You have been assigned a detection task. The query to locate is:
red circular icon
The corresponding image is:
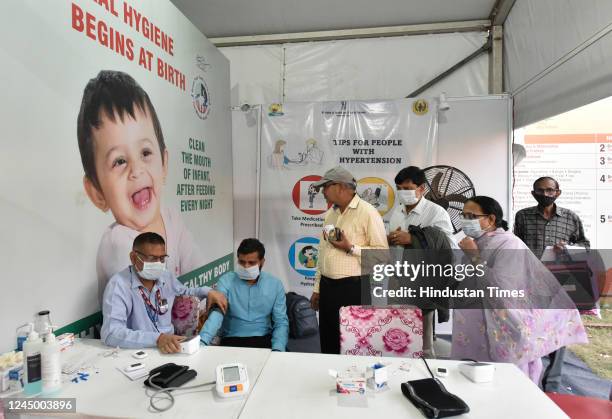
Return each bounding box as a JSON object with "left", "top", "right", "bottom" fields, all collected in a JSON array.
[{"left": 291, "top": 175, "right": 332, "bottom": 215}]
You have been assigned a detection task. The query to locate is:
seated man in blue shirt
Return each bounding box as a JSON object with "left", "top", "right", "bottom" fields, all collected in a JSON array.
[
  {"left": 200, "top": 238, "right": 289, "bottom": 351},
  {"left": 101, "top": 232, "right": 227, "bottom": 353}
]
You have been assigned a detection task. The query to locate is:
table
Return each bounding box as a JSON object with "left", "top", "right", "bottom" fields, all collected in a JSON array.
[
  {"left": 238, "top": 352, "right": 569, "bottom": 419},
  {"left": 5, "top": 340, "right": 569, "bottom": 418},
  {"left": 55, "top": 339, "right": 271, "bottom": 418}
]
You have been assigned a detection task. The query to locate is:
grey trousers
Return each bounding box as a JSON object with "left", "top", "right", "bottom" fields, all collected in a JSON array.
[{"left": 542, "top": 347, "right": 566, "bottom": 392}]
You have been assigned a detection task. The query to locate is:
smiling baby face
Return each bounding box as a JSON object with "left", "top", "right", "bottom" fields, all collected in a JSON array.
[{"left": 86, "top": 105, "right": 168, "bottom": 231}]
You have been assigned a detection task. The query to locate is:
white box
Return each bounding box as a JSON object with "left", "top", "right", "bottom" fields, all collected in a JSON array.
[{"left": 336, "top": 370, "right": 366, "bottom": 395}]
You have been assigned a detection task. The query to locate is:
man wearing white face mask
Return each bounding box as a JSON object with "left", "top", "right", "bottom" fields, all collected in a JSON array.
[
  {"left": 388, "top": 166, "right": 455, "bottom": 247},
  {"left": 387, "top": 166, "right": 456, "bottom": 356},
  {"left": 101, "top": 232, "right": 228, "bottom": 353},
  {"left": 199, "top": 239, "right": 289, "bottom": 351}
]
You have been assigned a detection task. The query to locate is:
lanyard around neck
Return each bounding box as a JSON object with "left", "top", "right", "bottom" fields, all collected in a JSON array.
[
  {"left": 138, "top": 286, "right": 163, "bottom": 314},
  {"left": 137, "top": 286, "right": 168, "bottom": 330}
]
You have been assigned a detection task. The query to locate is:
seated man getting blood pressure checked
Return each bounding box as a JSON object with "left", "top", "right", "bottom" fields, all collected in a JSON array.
[
  {"left": 101, "top": 232, "right": 227, "bottom": 353},
  {"left": 199, "top": 238, "right": 289, "bottom": 351}
]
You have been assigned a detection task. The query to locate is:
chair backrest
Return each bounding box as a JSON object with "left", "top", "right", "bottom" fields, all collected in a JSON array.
[
  {"left": 546, "top": 392, "right": 612, "bottom": 419},
  {"left": 171, "top": 295, "right": 201, "bottom": 337},
  {"left": 339, "top": 306, "right": 423, "bottom": 357}
]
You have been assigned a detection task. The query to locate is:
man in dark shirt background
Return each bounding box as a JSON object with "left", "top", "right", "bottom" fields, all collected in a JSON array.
[
  {"left": 514, "top": 176, "right": 590, "bottom": 392},
  {"left": 514, "top": 176, "right": 589, "bottom": 258}
]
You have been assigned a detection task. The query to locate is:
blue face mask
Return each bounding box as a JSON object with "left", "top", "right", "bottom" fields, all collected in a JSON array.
[{"left": 460, "top": 218, "right": 485, "bottom": 238}]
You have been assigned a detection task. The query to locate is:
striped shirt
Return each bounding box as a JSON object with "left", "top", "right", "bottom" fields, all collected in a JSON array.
[
  {"left": 313, "top": 194, "right": 388, "bottom": 293},
  {"left": 513, "top": 205, "right": 589, "bottom": 258}
]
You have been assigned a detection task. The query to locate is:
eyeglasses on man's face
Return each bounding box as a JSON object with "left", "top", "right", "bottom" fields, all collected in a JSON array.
[{"left": 135, "top": 250, "right": 169, "bottom": 263}]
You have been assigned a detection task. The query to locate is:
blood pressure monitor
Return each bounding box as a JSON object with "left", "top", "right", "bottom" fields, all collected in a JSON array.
[{"left": 215, "top": 363, "right": 249, "bottom": 398}]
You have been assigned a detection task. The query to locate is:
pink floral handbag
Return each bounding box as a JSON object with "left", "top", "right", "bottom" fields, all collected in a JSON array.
[
  {"left": 171, "top": 295, "right": 201, "bottom": 337},
  {"left": 339, "top": 306, "right": 424, "bottom": 357}
]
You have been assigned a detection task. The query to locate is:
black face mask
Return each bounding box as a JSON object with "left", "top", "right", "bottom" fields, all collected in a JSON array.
[{"left": 533, "top": 193, "right": 556, "bottom": 207}]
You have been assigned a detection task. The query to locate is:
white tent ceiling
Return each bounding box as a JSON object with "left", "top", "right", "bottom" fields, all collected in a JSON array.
[
  {"left": 171, "top": 0, "right": 612, "bottom": 130},
  {"left": 505, "top": 0, "right": 612, "bottom": 127},
  {"left": 170, "top": 0, "right": 498, "bottom": 38}
]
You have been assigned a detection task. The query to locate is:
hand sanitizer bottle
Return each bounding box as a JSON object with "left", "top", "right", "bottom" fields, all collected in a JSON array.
[
  {"left": 41, "top": 328, "right": 62, "bottom": 395},
  {"left": 23, "top": 323, "right": 43, "bottom": 396}
]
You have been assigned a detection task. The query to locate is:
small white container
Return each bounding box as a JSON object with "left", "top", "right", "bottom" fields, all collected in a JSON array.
[
  {"left": 41, "top": 330, "right": 62, "bottom": 395},
  {"left": 458, "top": 362, "right": 495, "bottom": 383},
  {"left": 366, "top": 363, "right": 389, "bottom": 391}
]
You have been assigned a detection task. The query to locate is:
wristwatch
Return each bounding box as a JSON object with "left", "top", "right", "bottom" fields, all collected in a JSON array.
[{"left": 347, "top": 245, "right": 355, "bottom": 255}]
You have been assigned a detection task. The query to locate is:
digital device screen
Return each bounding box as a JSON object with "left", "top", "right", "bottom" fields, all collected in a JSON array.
[{"left": 223, "top": 366, "right": 240, "bottom": 382}]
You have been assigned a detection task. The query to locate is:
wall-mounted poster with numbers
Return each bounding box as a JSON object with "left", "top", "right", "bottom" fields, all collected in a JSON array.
[{"left": 513, "top": 97, "right": 612, "bottom": 250}]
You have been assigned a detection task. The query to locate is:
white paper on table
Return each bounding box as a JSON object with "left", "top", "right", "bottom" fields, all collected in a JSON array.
[{"left": 116, "top": 366, "right": 148, "bottom": 381}]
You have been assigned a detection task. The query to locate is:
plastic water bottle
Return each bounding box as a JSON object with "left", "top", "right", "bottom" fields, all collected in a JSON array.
[
  {"left": 41, "top": 329, "right": 61, "bottom": 395},
  {"left": 23, "top": 323, "right": 43, "bottom": 396}
]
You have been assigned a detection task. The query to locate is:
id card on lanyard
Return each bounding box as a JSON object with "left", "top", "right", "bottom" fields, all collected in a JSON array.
[{"left": 138, "top": 286, "right": 168, "bottom": 332}]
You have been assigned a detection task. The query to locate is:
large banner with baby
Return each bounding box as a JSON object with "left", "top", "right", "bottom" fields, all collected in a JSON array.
[
  {"left": 259, "top": 100, "right": 438, "bottom": 295},
  {"left": 0, "top": 0, "right": 233, "bottom": 352}
]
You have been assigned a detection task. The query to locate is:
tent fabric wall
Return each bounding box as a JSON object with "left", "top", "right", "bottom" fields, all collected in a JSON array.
[
  {"left": 226, "top": 45, "right": 285, "bottom": 107},
  {"left": 231, "top": 107, "right": 260, "bottom": 249},
  {"left": 505, "top": 0, "right": 612, "bottom": 128},
  {"left": 223, "top": 33, "right": 489, "bottom": 250},
  {"left": 221, "top": 32, "right": 489, "bottom": 106},
  {"left": 282, "top": 33, "right": 488, "bottom": 101}
]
